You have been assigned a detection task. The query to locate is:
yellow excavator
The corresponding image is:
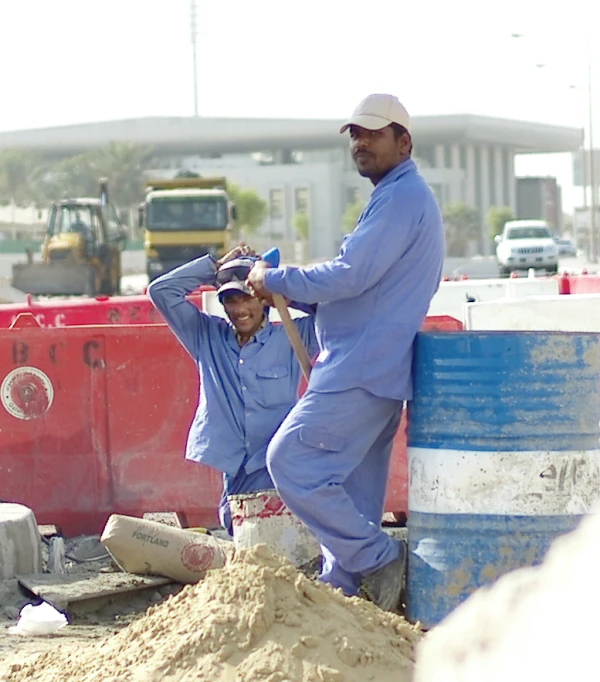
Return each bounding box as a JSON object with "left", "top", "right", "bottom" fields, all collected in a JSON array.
[{"left": 12, "top": 180, "right": 126, "bottom": 296}]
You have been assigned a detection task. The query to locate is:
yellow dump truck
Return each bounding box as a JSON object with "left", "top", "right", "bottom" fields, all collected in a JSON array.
[
  {"left": 140, "top": 177, "right": 237, "bottom": 281},
  {"left": 12, "top": 181, "right": 126, "bottom": 296}
]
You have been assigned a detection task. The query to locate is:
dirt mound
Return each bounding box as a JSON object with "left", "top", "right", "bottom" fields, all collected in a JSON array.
[{"left": 5, "top": 544, "right": 419, "bottom": 682}]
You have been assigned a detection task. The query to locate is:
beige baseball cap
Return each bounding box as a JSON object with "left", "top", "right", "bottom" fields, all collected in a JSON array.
[{"left": 340, "top": 94, "right": 410, "bottom": 134}]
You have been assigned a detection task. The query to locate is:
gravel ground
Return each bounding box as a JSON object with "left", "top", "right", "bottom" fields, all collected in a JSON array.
[{"left": 0, "top": 533, "right": 185, "bottom": 672}]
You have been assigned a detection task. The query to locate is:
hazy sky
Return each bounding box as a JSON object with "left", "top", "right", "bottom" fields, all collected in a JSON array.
[{"left": 0, "top": 0, "right": 596, "bottom": 209}]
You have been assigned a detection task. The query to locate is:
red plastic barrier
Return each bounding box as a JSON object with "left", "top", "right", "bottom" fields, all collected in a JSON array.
[
  {"left": 0, "top": 316, "right": 222, "bottom": 536},
  {"left": 0, "top": 288, "right": 213, "bottom": 328},
  {"left": 0, "top": 312, "right": 462, "bottom": 537},
  {"left": 418, "top": 315, "right": 463, "bottom": 332},
  {"left": 557, "top": 274, "right": 600, "bottom": 295}
]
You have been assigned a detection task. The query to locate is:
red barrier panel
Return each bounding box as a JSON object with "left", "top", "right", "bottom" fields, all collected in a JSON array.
[
  {"left": 0, "top": 312, "right": 462, "bottom": 537},
  {"left": 0, "top": 317, "right": 222, "bottom": 536},
  {"left": 558, "top": 274, "right": 600, "bottom": 295},
  {"left": 0, "top": 288, "right": 213, "bottom": 328},
  {"left": 557, "top": 274, "right": 570, "bottom": 295}
]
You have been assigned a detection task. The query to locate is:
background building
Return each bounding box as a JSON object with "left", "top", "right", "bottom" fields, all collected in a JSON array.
[
  {"left": 0, "top": 115, "right": 582, "bottom": 259},
  {"left": 516, "top": 176, "right": 563, "bottom": 231}
]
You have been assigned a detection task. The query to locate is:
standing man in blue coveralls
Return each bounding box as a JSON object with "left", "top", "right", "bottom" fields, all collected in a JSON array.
[
  {"left": 248, "top": 94, "right": 445, "bottom": 611},
  {"left": 148, "top": 244, "right": 318, "bottom": 535}
]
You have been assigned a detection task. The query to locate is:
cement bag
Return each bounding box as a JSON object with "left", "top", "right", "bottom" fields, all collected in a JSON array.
[
  {"left": 101, "top": 514, "right": 231, "bottom": 584},
  {"left": 228, "top": 489, "right": 320, "bottom": 568}
]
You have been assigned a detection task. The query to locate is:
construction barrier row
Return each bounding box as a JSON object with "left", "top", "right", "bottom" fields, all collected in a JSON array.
[
  {"left": 0, "top": 313, "right": 462, "bottom": 536},
  {"left": 427, "top": 277, "right": 560, "bottom": 323},
  {"left": 0, "top": 289, "right": 210, "bottom": 329},
  {"left": 556, "top": 273, "right": 600, "bottom": 295},
  {"left": 0, "top": 274, "right": 599, "bottom": 329}
]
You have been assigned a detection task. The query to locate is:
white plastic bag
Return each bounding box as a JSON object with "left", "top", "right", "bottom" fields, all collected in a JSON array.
[{"left": 8, "top": 602, "right": 68, "bottom": 636}]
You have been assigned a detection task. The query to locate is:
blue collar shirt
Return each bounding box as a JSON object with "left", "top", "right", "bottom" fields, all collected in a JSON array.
[
  {"left": 263, "top": 158, "right": 445, "bottom": 401},
  {"left": 148, "top": 256, "right": 318, "bottom": 476}
]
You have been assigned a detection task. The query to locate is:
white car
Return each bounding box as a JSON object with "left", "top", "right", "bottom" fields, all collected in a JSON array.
[
  {"left": 495, "top": 220, "right": 559, "bottom": 276},
  {"left": 554, "top": 237, "right": 578, "bottom": 258}
]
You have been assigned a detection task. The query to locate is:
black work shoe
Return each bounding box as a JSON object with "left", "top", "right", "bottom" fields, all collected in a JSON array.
[{"left": 359, "top": 541, "right": 407, "bottom": 612}]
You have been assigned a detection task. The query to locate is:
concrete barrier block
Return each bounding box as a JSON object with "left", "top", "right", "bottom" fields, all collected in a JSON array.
[
  {"left": 465, "top": 293, "right": 600, "bottom": 331},
  {"left": 0, "top": 503, "right": 43, "bottom": 578},
  {"left": 428, "top": 278, "right": 560, "bottom": 324}
]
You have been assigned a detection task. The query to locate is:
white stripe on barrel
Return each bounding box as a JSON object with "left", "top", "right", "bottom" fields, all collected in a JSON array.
[{"left": 409, "top": 447, "right": 600, "bottom": 516}]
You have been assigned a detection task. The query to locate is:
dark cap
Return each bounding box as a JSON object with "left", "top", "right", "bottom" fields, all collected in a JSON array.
[
  {"left": 216, "top": 257, "right": 256, "bottom": 302},
  {"left": 217, "top": 280, "right": 253, "bottom": 302}
]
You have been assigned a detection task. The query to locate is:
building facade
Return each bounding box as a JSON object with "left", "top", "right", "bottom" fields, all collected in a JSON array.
[{"left": 516, "top": 177, "right": 563, "bottom": 231}]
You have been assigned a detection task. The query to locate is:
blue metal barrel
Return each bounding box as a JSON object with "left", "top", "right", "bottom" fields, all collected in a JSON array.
[{"left": 406, "top": 331, "right": 600, "bottom": 629}]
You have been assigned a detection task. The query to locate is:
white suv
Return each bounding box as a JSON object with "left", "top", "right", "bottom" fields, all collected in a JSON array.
[{"left": 495, "top": 219, "right": 559, "bottom": 276}]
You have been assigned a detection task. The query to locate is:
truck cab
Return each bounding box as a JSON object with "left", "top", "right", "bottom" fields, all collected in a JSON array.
[{"left": 140, "top": 177, "right": 236, "bottom": 281}]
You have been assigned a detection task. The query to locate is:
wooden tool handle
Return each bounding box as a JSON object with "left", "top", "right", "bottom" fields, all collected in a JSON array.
[{"left": 272, "top": 294, "right": 313, "bottom": 382}]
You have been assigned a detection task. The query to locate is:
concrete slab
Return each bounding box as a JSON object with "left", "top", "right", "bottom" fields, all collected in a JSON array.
[
  {"left": 17, "top": 572, "right": 173, "bottom": 612},
  {"left": 465, "top": 292, "right": 600, "bottom": 331}
]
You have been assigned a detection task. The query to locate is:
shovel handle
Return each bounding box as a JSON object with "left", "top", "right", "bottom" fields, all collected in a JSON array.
[{"left": 272, "top": 294, "right": 312, "bottom": 382}]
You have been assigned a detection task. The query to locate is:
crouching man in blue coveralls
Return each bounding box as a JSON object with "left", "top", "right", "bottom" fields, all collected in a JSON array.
[
  {"left": 248, "top": 94, "right": 445, "bottom": 611},
  {"left": 148, "top": 244, "right": 318, "bottom": 535}
]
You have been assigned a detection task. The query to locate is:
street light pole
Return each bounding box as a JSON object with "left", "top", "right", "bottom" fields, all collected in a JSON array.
[
  {"left": 587, "top": 40, "right": 597, "bottom": 262},
  {"left": 190, "top": 0, "right": 199, "bottom": 117},
  {"left": 512, "top": 32, "right": 597, "bottom": 263}
]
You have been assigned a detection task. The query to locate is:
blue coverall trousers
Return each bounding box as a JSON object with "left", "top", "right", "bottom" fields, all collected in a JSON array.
[
  {"left": 219, "top": 466, "right": 274, "bottom": 536},
  {"left": 266, "top": 387, "right": 403, "bottom": 596}
]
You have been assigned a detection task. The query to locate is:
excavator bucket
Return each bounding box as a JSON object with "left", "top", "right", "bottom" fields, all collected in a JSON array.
[{"left": 11, "top": 263, "right": 96, "bottom": 296}]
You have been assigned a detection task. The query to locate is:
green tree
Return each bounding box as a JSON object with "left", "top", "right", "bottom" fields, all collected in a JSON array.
[
  {"left": 292, "top": 211, "right": 310, "bottom": 263},
  {"left": 90, "top": 142, "right": 153, "bottom": 207},
  {"left": 39, "top": 142, "right": 153, "bottom": 208},
  {"left": 443, "top": 202, "right": 480, "bottom": 257},
  {"left": 40, "top": 153, "right": 99, "bottom": 201},
  {"left": 486, "top": 205, "right": 516, "bottom": 241},
  {"left": 342, "top": 199, "right": 365, "bottom": 233},
  {"left": 228, "top": 183, "right": 268, "bottom": 238},
  {"left": 0, "top": 150, "right": 44, "bottom": 206},
  {"left": 293, "top": 211, "right": 310, "bottom": 242}
]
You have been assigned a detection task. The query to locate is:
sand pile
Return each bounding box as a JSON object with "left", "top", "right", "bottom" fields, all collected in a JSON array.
[{"left": 5, "top": 544, "right": 420, "bottom": 682}]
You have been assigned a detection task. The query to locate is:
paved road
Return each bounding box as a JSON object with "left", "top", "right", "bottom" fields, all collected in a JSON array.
[
  {"left": 0, "top": 251, "right": 596, "bottom": 298},
  {"left": 442, "top": 255, "right": 597, "bottom": 279}
]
